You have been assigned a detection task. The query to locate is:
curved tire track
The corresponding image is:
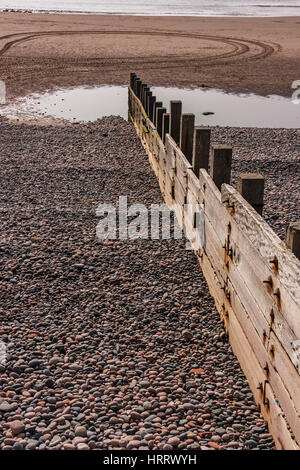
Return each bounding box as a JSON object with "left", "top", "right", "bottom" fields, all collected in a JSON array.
[{"left": 0, "top": 29, "right": 276, "bottom": 68}]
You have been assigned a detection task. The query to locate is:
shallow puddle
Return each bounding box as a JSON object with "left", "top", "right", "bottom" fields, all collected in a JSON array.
[{"left": 1, "top": 85, "right": 299, "bottom": 128}]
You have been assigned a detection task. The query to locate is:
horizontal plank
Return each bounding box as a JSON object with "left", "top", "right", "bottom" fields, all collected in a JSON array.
[
  {"left": 222, "top": 184, "right": 300, "bottom": 338},
  {"left": 187, "top": 168, "right": 201, "bottom": 201},
  {"left": 199, "top": 170, "right": 300, "bottom": 371},
  {"left": 199, "top": 251, "right": 298, "bottom": 450},
  {"left": 200, "top": 206, "right": 300, "bottom": 442},
  {"left": 264, "top": 382, "right": 299, "bottom": 451},
  {"left": 225, "top": 299, "right": 299, "bottom": 450}
]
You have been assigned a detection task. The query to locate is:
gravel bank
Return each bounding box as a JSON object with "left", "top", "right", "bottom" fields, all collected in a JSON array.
[{"left": 1, "top": 116, "right": 297, "bottom": 451}]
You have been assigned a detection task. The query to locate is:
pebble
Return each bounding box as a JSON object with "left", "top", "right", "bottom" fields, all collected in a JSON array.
[
  {"left": 9, "top": 420, "right": 25, "bottom": 436},
  {"left": 75, "top": 426, "right": 87, "bottom": 437}
]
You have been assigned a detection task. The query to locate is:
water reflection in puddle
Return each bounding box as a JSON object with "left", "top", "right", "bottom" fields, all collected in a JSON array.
[{"left": 1, "top": 85, "right": 299, "bottom": 128}]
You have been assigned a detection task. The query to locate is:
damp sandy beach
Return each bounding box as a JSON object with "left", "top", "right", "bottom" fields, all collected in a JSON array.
[{"left": 0, "top": 12, "right": 299, "bottom": 99}]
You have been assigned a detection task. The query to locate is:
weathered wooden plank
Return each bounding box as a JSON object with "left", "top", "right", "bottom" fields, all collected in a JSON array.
[
  {"left": 225, "top": 274, "right": 300, "bottom": 445},
  {"left": 165, "top": 134, "right": 192, "bottom": 191},
  {"left": 263, "top": 382, "right": 299, "bottom": 451},
  {"left": 199, "top": 250, "right": 299, "bottom": 450},
  {"left": 173, "top": 174, "right": 186, "bottom": 207},
  {"left": 164, "top": 134, "right": 176, "bottom": 180},
  {"left": 198, "top": 170, "right": 300, "bottom": 370},
  {"left": 222, "top": 184, "right": 300, "bottom": 342},
  {"left": 268, "top": 330, "right": 300, "bottom": 419},
  {"left": 187, "top": 168, "right": 201, "bottom": 202},
  {"left": 228, "top": 310, "right": 299, "bottom": 450},
  {"left": 203, "top": 210, "right": 269, "bottom": 339}
]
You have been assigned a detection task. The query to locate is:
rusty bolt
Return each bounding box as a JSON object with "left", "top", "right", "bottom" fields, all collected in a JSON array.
[
  {"left": 262, "top": 330, "right": 267, "bottom": 345},
  {"left": 263, "top": 363, "right": 270, "bottom": 377},
  {"left": 264, "top": 398, "right": 270, "bottom": 410},
  {"left": 263, "top": 277, "right": 273, "bottom": 288},
  {"left": 270, "top": 256, "right": 279, "bottom": 274},
  {"left": 273, "top": 289, "right": 280, "bottom": 299},
  {"left": 270, "top": 309, "right": 275, "bottom": 326}
]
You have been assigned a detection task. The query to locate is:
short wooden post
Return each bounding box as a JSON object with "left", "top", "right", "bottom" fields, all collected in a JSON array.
[
  {"left": 141, "top": 84, "right": 147, "bottom": 106},
  {"left": 153, "top": 101, "right": 162, "bottom": 127},
  {"left": 143, "top": 86, "right": 150, "bottom": 109},
  {"left": 146, "top": 91, "right": 152, "bottom": 116},
  {"left": 170, "top": 101, "right": 182, "bottom": 145},
  {"left": 162, "top": 113, "right": 170, "bottom": 144},
  {"left": 193, "top": 127, "right": 211, "bottom": 177},
  {"left": 156, "top": 107, "right": 166, "bottom": 138},
  {"left": 130, "top": 73, "right": 136, "bottom": 89},
  {"left": 132, "top": 76, "right": 137, "bottom": 94},
  {"left": 237, "top": 174, "right": 265, "bottom": 215},
  {"left": 286, "top": 223, "right": 300, "bottom": 260},
  {"left": 210, "top": 145, "right": 232, "bottom": 191},
  {"left": 180, "top": 113, "right": 195, "bottom": 164},
  {"left": 149, "top": 96, "right": 156, "bottom": 122},
  {"left": 136, "top": 79, "right": 142, "bottom": 100}
]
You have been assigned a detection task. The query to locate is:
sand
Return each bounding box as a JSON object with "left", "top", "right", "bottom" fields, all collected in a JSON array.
[{"left": 0, "top": 12, "right": 299, "bottom": 99}]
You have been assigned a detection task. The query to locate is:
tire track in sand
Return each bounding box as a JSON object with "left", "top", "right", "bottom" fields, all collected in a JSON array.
[{"left": 0, "top": 29, "right": 276, "bottom": 68}]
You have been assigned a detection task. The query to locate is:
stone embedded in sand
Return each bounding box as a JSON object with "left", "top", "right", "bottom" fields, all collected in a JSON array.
[{"left": 10, "top": 420, "right": 25, "bottom": 436}]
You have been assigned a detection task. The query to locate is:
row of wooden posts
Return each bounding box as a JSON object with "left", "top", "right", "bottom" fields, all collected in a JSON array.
[{"left": 130, "top": 72, "right": 300, "bottom": 261}]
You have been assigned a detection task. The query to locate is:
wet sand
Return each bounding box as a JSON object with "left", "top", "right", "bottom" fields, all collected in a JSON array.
[{"left": 0, "top": 12, "right": 299, "bottom": 99}]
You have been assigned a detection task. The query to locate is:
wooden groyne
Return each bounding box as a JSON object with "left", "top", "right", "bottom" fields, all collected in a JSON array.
[{"left": 128, "top": 73, "right": 300, "bottom": 450}]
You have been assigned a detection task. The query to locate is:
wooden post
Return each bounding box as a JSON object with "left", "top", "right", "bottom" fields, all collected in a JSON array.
[
  {"left": 143, "top": 87, "right": 150, "bottom": 109},
  {"left": 193, "top": 127, "right": 211, "bottom": 177},
  {"left": 170, "top": 100, "right": 182, "bottom": 146},
  {"left": 180, "top": 113, "right": 195, "bottom": 164},
  {"left": 156, "top": 107, "right": 166, "bottom": 138},
  {"left": 286, "top": 223, "right": 300, "bottom": 260},
  {"left": 130, "top": 73, "right": 136, "bottom": 89},
  {"left": 149, "top": 96, "right": 156, "bottom": 122},
  {"left": 162, "top": 113, "right": 170, "bottom": 144},
  {"left": 210, "top": 145, "right": 232, "bottom": 191},
  {"left": 146, "top": 91, "right": 152, "bottom": 117},
  {"left": 132, "top": 76, "right": 137, "bottom": 95},
  {"left": 141, "top": 84, "right": 147, "bottom": 106},
  {"left": 135, "top": 79, "right": 142, "bottom": 100},
  {"left": 237, "top": 173, "right": 265, "bottom": 215},
  {"left": 153, "top": 101, "right": 162, "bottom": 127}
]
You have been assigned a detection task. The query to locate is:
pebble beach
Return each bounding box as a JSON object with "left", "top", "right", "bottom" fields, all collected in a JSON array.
[{"left": 0, "top": 115, "right": 299, "bottom": 450}]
